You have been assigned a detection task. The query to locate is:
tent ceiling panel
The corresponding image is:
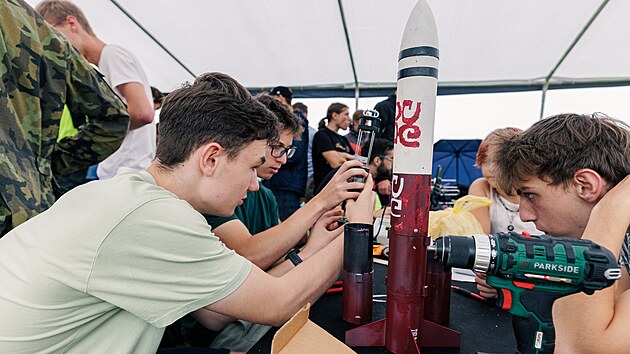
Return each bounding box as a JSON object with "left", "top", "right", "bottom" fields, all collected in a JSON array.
[
  {"left": 28, "top": 0, "right": 193, "bottom": 91},
  {"left": 116, "top": 0, "right": 355, "bottom": 90},
  {"left": 25, "top": 0, "right": 629, "bottom": 95},
  {"left": 426, "top": 0, "right": 605, "bottom": 85},
  {"left": 554, "top": 0, "right": 630, "bottom": 82}
]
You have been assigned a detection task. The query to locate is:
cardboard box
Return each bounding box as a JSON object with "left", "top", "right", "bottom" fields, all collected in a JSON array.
[{"left": 271, "top": 303, "right": 356, "bottom": 354}]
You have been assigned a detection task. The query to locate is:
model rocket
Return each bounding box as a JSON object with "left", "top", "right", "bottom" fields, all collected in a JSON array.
[{"left": 345, "top": 1, "right": 460, "bottom": 352}]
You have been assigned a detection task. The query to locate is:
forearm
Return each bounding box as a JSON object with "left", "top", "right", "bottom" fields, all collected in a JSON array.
[
  {"left": 117, "top": 82, "right": 154, "bottom": 130},
  {"left": 267, "top": 236, "right": 343, "bottom": 321},
  {"left": 265, "top": 239, "right": 322, "bottom": 277},
  {"left": 207, "top": 237, "right": 343, "bottom": 327},
  {"left": 128, "top": 109, "right": 154, "bottom": 130},
  {"left": 248, "top": 198, "right": 328, "bottom": 269}
]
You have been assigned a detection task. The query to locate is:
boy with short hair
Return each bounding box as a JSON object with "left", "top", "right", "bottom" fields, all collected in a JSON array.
[{"left": 493, "top": 113, "right": 630, "bottom": 352}]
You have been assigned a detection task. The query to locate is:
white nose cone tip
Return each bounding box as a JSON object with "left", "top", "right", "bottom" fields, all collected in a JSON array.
[{"left": 394, "top": 0, "right": 439, "bottom": 175}]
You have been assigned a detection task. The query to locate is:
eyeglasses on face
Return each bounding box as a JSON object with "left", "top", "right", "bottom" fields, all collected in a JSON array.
[
  {"left": 379, "top": 156, "right": 394, "bottom": 162},
  {"left": 269, "top": 144, "right": 297, "bottom": 159}
]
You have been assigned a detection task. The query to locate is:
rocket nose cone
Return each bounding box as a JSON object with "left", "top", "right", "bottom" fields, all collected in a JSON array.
[
  {"left": 400, "top": 0, "right": 438, "bottom": 50},
  {"left": 398, "top": 0, "right": 439, "bottom": 79}
]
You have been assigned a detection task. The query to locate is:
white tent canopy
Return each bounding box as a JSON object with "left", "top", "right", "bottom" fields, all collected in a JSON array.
[{"left": 27, "top": 0, "right": 630, "bottom": 98}]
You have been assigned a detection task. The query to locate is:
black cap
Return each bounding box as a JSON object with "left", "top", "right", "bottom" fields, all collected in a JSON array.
[{"left": 269, "top": 86, "right": 292, "bottom": 101}]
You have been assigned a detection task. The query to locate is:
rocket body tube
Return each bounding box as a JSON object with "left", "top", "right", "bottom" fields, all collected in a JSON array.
[{"left": 342, "top": 223, "right": 374, "bottom": 324}]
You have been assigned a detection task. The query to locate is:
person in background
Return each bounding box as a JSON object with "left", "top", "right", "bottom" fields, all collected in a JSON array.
[
  {"left": 152, "top": 86, "right": 164, "bottom": 145},
  {"left": 312, "top": 103, "right": 355, "bottom": 191},
  {"left": 373, "top": 90, "right": 396, "bottom": 142},
  {"left": 151, "top": 86, "right": 164, "bottom": 111},
  {"left": 0, "top": 0, "right": 129, "bottom": 236},
  {"left": 469, "top": 128, "right": 540, "bottom": 236},
  {"left": 264, "top": 87, "right": 309, "bottom": 220},
  {"left": 345, "top": 109, "right": 364, "bottom": 151},
  {"left": 38, "top": 0, "right": 156, "bottom": 180},
  {"left": 293, "top": 102, "right": 316, "bottom": 198},
  {"left": 293, "top": 102, "right": 308, "bottom": 117},
  {"left": 371, "top": 139, "right": 394, "bottom": 207}
]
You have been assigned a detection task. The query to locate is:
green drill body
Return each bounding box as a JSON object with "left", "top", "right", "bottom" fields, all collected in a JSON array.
[{"left": 431, "top": 232, "right": 621, "bottom": 353}]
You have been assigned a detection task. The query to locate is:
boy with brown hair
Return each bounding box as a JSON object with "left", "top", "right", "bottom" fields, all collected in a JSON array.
[{"left": 493, "top": 113, "right": 630, "bottom": 352}]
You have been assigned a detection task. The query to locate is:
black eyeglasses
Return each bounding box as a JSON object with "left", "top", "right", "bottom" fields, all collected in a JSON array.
[
  {"left": 379, "top": 156, "right": 394, "bottom": 162},
  {"left": 269, "top": 144, "right": 297, "bottom": 159}
]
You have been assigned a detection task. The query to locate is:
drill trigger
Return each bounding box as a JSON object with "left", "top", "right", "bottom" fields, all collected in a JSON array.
[{"left": 499, "top": 289, "right": 512, "bottom": 310}]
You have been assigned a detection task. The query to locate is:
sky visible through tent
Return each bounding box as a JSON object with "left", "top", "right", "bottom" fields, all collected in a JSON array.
[{"left": 300, "top": 86, "right": 630, "bottom": 141}]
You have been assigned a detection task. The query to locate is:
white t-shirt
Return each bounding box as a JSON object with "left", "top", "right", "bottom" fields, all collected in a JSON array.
[
  {"left": 97, "top": 44, "right": 156, "bottom": 179},
  {"left": 0, "top": 168, "right": 251, "bottom": 353},
  {"left": 489, "top": 187, "right": 541, "bottom": 235}
]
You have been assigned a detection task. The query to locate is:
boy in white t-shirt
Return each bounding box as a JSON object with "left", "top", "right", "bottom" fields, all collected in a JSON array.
[{"left": 37, "top": 0, "right": 156, "bottom": 179}]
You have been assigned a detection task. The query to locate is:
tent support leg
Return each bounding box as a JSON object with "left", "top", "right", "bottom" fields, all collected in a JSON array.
[{"left": 539, "top": 81, "right": 549, "bottom": 120}]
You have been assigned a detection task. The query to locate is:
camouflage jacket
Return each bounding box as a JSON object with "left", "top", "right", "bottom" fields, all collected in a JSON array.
[{"left": 0, "top": 0, "right": 130, "bottom": 236}]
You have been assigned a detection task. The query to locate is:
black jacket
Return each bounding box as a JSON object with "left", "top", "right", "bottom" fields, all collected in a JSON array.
[
  {"left": 263, "top": 110, "right": 309, "bottom": 196},
  {"left": 374, "top": 94, "right": 396, "bottom": 142}
]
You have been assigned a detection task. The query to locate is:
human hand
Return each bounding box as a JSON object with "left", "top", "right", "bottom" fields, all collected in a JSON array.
[
  {"left": 316, "top": 160, "right": 369, "bottom": 209},
  {"left": 345, "top": 174, "right": 375, "bottom": 225},
  {"left": 475, "top": 272, "right": 498, "bottom": 299},
  {"left": 376, "top": 179, "right": 392, "bottom": 196},
  {"left": 303, "top": 209, "right": 344, "bottom": 255}
]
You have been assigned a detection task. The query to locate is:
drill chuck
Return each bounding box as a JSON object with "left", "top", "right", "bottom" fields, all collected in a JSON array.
[{"left": 431, "top": 234, "right": 493, "bottom": 273}]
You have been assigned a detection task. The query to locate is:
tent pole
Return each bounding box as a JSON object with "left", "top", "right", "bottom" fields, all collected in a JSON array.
[
  {"left": 540, "top": 0, "right": 609, "bottom": 119},
  {"left": 539, "top": 81, "right": 549, "bottom": 119},
  {"left": 109, "top": 0, "right": 196, "bottom": 79},
  {"left": 337, "top": 0, "right": 360, "bottom": 105}
]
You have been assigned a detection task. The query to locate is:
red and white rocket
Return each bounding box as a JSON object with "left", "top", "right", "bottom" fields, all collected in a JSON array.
[{"left": 345, "top": 1, "right": 460, "bottom": 352}]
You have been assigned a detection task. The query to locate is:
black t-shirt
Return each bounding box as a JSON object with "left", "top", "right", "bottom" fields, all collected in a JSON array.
[{"left": 312, "top": 127, "right": 354, "bottom": 190}]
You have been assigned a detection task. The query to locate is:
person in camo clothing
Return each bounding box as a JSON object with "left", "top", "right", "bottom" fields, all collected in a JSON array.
[{"left": 0, "top": 0, "right": 129, "bottom": 236}]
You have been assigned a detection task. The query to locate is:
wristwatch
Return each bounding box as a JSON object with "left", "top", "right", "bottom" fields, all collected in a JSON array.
[{"left": 285, "top": 247, "right": 303, "bottom": 266}]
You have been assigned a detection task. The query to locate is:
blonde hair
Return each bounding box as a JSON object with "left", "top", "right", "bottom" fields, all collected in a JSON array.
[
  {"left": 36, "top": 0, "right": 95, "bottom": 36},
  {"left": 475, "top": 127, "right": 522, "bottom": 166}
]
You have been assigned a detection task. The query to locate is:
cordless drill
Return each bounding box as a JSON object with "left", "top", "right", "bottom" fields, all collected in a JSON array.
[{"left": 428, "top": 232, "right": 622, "bottom": 353}]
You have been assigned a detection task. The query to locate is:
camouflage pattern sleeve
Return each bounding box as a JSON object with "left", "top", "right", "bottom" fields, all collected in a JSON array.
[
  {"left": 0, "top": 0, "right": 130, "bottom": 235},
  {"left": 52, "top": 43, "right": 130, "bottom": 176}
]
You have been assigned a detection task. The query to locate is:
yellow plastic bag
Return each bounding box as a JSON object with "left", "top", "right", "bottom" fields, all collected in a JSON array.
[{"left": 428, "top": 195, "right": 492, "bottom": 239}]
